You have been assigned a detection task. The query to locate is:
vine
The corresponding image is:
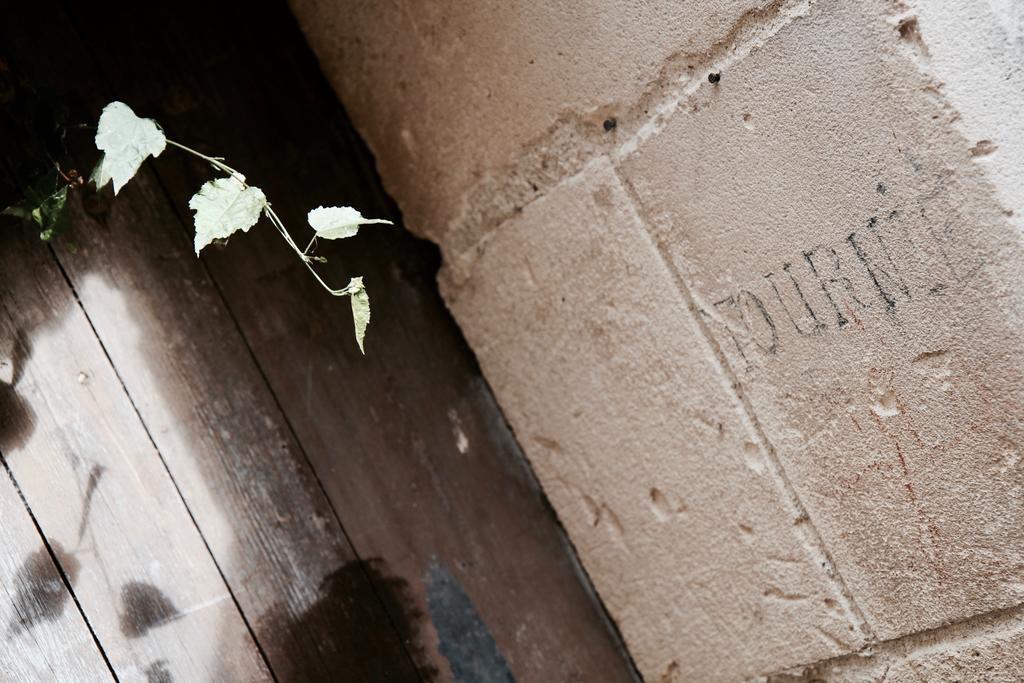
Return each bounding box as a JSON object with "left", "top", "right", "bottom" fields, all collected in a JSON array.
[{"left": 6, "top": 101, "right": 390, "bottom": 352}]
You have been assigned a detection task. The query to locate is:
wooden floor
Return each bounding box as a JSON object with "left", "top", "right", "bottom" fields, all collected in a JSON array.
[{"left": 0, "top": 4, "right": 636, "bottom": 682}]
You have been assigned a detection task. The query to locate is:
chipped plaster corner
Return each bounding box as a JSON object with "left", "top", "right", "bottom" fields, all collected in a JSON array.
[
  {"left": 444, "top": 0, "right": 817, "bottom": 280},
  {"left": 898, "top": 0, "right": 1024, "bottom": 231}
]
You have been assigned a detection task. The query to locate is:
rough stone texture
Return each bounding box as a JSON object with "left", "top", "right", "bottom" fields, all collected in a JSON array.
[
  {"left": 910, "top": 0, "right": 1024, "bottom": 236},
  {"left": 292, "top": 0, "right": 1024, "bottom": 678},
  {"left": 289, "top": 0, "right": 777, "bottom": 252},
  {"left": 618, "top": 0, "right": 1024, "bottom": 640},
  {"left": 444, "top": 157, "right": 862, "bottom": 681},
  {"left": 770, "top": 607, "right": 1024, "bottom": 682}
]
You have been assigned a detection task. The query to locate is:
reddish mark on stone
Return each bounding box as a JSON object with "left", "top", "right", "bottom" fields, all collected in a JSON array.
[
  {"left": 869, "top": 409, "right": 918, "bottom": 502},
  {"left": 869, "top": 410, "right": 887, "bottom": 435},
  {"left": 849, "top": 414, "right": 863, "bottom": 432},
  {"left": 894, "top": 441, "right": 910, "bottom": 479},
  {"left": 893, "top": 393, "right": 927, "bottom": 448},
  {"left": 916, "top": 509, "right": 951, "bottom": 582},
  {"left": 874, "top": 407, "right": 952, "bottom": 581},
  {"left": 837, "top": 460, "right": 895, "bottom": 492},
  {"left": 845, "top": 304, "right": 864, "bottom": 330}
]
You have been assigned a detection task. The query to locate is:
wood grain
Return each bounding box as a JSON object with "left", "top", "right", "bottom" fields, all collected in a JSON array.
[
  {"left": 57, "top": 169, "right": 422, "bottom": 681},
  {"left": 0, "top": 463, "right": 112, "bottom": 681},
  {"left": 1, "top": 7, "right": 422, "bottom": 681},
  {"left": 1, "top": 2, "right": 638, "bottom": 680},
  {"left": 52, "top": 5, "right": 637, "bottom": 682},
  {"left": 0, "top": 224, "right": 271, "bottom": 681}
]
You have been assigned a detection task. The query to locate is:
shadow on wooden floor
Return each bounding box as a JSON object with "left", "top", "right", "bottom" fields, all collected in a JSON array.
[{"left": 0, "top": 2, "right": 638, "bottom": 681}]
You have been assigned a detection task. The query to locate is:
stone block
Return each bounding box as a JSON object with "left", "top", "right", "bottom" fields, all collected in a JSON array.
[
  {"left": 291, "top": 0, "right": 776, "bottom": 251},
  {"left": 618, "top": 0, "right": 1024, "bottom": 640},
  {"left": 773, "top": 610, "right": 1024, "bottom": 682},
  {"left": 445, "top": 157, "right": 862, "bottom": 681}
]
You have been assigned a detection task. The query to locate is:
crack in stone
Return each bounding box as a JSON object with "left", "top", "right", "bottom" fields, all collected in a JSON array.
[
  {"left": 609, "top": 159, "right": 878, "bottom": 659},
  {"left": 767, "top": 600, "right": 1024, "bottom": 680},
  {"left": 441, "top": 0, "right": 814, "bottom": 288}
]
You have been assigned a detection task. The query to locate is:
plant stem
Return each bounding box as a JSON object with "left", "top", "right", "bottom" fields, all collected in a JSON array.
[
  {"left": 166, "top": 138, "right": 354, "bottom": 298},
  {"left": 166, "top": 139, "right": 243, "bottom": 179},
  {"left": 265, "top": 206, "right": 353, "bottom": 296}
]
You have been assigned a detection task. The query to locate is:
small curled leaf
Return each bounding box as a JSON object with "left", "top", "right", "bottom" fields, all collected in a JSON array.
[
  {"left": 189, "top": 176, "right": 267, "bottom": 254},
  {"left": 348, "top": 277, "right": 371, "bottom": 354},
  {"left": 307, "top": 205, "right": 392, "bottom": 240},
  {"left": 91, "top": 102, "right": 166, "bottom": 195}
]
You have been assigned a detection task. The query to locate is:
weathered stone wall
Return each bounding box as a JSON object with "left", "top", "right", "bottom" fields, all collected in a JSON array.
[{"left": 291, "top": 0, "right": 1024, "bottom": 679}]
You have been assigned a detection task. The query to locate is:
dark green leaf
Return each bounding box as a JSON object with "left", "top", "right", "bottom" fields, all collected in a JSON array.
[
  {"left": 37, "top": 185, "right": 69, "bottom": 241},
  {"left": 2, "top": 198, "right": 36, "bottom": 220},
  {"left": 3, "top": 171, "right": 71, "bottom": 241}
]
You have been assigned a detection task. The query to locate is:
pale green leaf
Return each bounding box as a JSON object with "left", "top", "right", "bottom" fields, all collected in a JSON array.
[
  {"left": 189, "top": 176, "right": 267, "bottom": 254},
  {"left": 91, "top": 101, "right": 166, "bottom": 195},
  {"left": 348, "top": 277, "right": 370, "bottom": 354},
  {"left": 307, "top": 205, "right": 392, "bottom": 240}
]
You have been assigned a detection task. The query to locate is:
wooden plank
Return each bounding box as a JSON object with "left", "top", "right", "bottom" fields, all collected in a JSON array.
[
  {"left": 48, "top": 4, "right": 638, "bottom": 681},
  {"left": 0, "top": 462, "right": 112, "bottom": 681},
  {"left": 0, "top": 223, "right": 272, "bottom": 680},
  {"left": 57, "top": 165, "right": 422, "bottom": 681},
  {"left": 0, "top": 131, "right": 110, "bottom": 683},
  {"left": 0, "top": 9, "right": 422, "bottom": 681}
]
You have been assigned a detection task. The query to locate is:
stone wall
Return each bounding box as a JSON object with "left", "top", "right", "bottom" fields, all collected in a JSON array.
[{"left": 290, "top": 0, "right": 1024, "bottom": 679}]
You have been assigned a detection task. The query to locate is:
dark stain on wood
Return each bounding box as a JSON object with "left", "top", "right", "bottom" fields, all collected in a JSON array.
[
  {"left": 0, "top": 84, "right": 76, "bottom": 458},
  {"left": 0, "top": 2, "right": 638, "bottom": 680},
  {"left": 0, "top": 329, "right": 35, "bottom": 453},
  {"left": 75, "top": 464, "right": 105, "bottom": 543},
  {"left": 145, "top": 659, "right": 173, "bottom": 683},
  {"left": 424, "top": 562, "right": 515, "bottom": 683},
  {"left": 0, "top": 17, "right": 422, "bottom": 682},
  {"left": 52, "top": 4, "right": 635, "bottom": 678},
  {"left": 9, "top": 540, "right": 79, "bottom": 635},
  {"left": 263, "top": 558, "right": 437, "bottom": 682},
  {"left": 0, "top": 372, "right": 33, "bottom": 453},
  {"left": 119, "top": 582, "right": 181, "bottom": 639}
]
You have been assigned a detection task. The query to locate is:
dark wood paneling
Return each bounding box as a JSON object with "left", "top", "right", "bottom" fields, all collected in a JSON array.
[
  {"left": 0, "top": 207, "right": 272, "bottom": 681},
  {"left": 2, "top": 3, "right": 637, "bottom": 681}
]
